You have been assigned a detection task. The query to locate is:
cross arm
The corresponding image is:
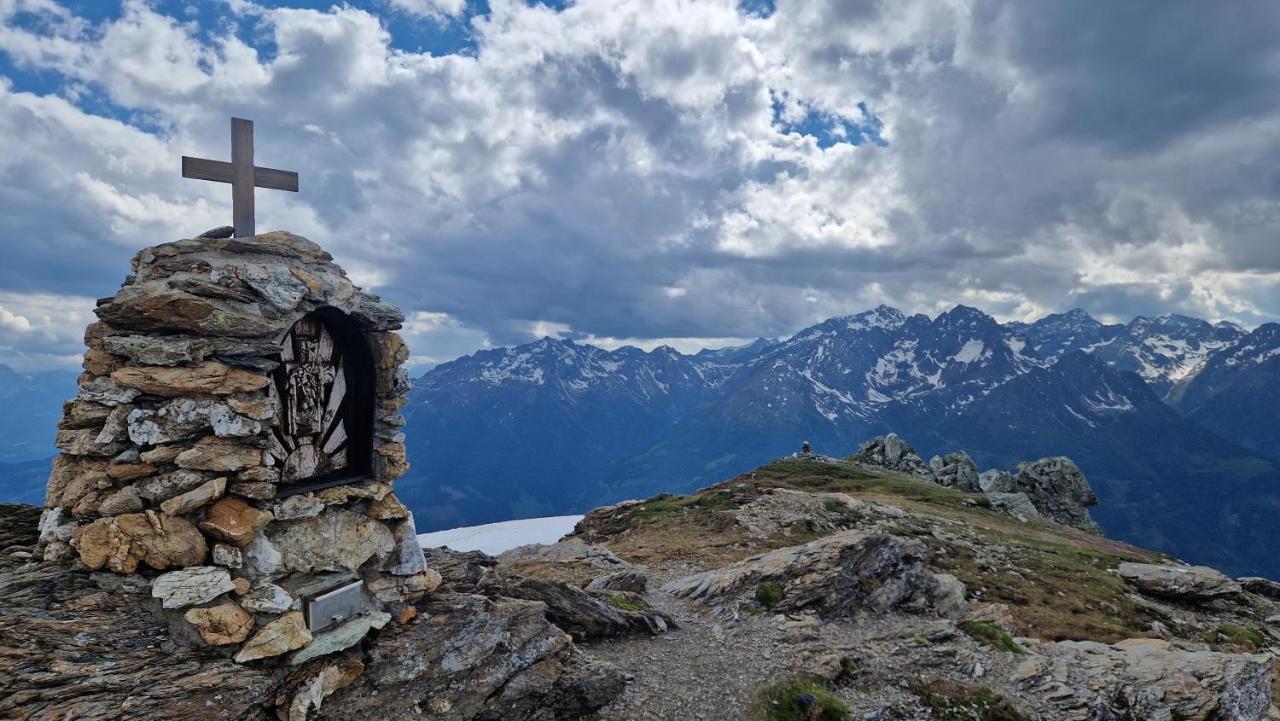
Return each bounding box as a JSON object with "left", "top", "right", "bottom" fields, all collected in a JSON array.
[{"left": 181, "top": 157, "right": 300, "bottom": 191}]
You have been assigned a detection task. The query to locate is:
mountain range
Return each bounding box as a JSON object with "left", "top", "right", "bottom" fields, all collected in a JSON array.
[{"left": 398, "top": 305, "right": 1280, "bottom": 577}]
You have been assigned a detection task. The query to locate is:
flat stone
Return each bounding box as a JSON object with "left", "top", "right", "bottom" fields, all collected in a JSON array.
[
  {"left": 1118, "top": 563, "right": 1243, "bottom": 600},
  {"left": 75, "top": 511, "right": 207, "bottom": 573},
  {"left": 59, "top": 400, "right": 114, "bottom": 429},
  {"left": 136, "top": 469, "right": 208, "bottom": 502},
  {"left": 106, "top": 461, "right": 157, "bottom": 482},
  {"left": 289, "top": 611, "right": 390, "bottom": 665},
  {"left": 127, "top": 399, "right": 261, "bottom": 446},
  {"left": 97, "top": 486, "right": 144, "bottom": 516},
  {"left": 212, "top": 543, "right": 243, "bottom": 569},
  {"left": 233, "top": 611, "right": 312, "bottom": 663},
  {"left": 230, "top": 481, "right": 277, "bottom": 500},
  {"left": 55, "top": 428, "right": 128, "bottom": 457},
  {"left": 184, "top": 602, "right": 254, "bottom": 645},
  {"left": 96, "top": 284, "right": 287, "bottom": 338},
  {"left": 240, "top": 583, "right": 295, "bottom": 614},
  {"left": 273, "top": 494, "right": 324, "bottom": 521},
  {"left": 76, "top": 376, "right": 141, "bottom": 407},
  {"left": 317, "top": 482, "right": 391, "bottom": 505},
  {"left": 139, "top": 445, "right": 184, "bottom": 465},
  {"left": 200, "top": 497, "right": 274, "bottom": 547},
  {"left": 111, "top": 361, "right": 268, "bottom": 397},
  {"left": 176, "top": 436, "right": 262, "bottom": 472},
  {"left": 372, "top": 442, "right": 408, "bottom": 481},
  {"left": 103, "top": 334, "right": 208, "bottom": 366},
  {"left": 151, "top": 566, "right": 235, "bottom": 609},
  {"left": 159, "top": 477, "right": 227, "bottom": 515},
  {"left": 226, "top": 394, "right": 274, "bottom": 421},
  {"left": 267, "top": 507, "right": 394, "bottom": 574}
]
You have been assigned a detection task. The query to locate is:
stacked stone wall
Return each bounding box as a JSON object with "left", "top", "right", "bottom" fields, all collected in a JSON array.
[{"left": 37, "top": 231, "right": 437, "bottom": 665}]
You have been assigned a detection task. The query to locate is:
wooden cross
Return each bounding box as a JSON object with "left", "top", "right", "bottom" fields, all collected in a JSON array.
[{"left": 181, "top": 117, "right": 299, "bottom": 238}]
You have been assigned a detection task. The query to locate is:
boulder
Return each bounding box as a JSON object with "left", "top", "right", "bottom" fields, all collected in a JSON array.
[
  {"left": 1118, "top": 563, "right": 1243, "bottom": 601},
  {"left": 929, "top": 451, "right": 981, "bottom": 492},
  {"left": 484, "top": 576, "right": 673, "bottom": 640},
  {"left": 184, "top": 602, "right": 254, "bottom": 645},
  {"left": 1013, "top": 457, "right": 1101, "bottom": 533},
  {"left": 587, "top": 570, "right": 649, "bottom": 594},
  {"left": 75, "top": 511, "right": 207, "bottom": 573},
  {"left": 848, "top": 433, "right": 935, "bottom": 480},
  {"left": 663, "top": 529, "right": 966, "bottom": 619},
  {"left": 200, "top": 497, "right": 274, "bottom": 547},
  {"left": 234, "top": 611, "right": 313, "bottom": 663},
  {"left": 151, "top": 566, "right": 236, "bottom": 609}
]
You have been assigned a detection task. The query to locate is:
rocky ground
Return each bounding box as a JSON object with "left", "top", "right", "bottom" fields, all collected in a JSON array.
[{"left": 3, "top": 453, "right": 1280, "bottom": 720}]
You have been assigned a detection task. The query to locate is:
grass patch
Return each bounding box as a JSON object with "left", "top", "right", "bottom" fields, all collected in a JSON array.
[
  {"left": 1208, "top": 624, "right": 1266, "bottom": 651},
  {"left": 822, "top": 499, "right": 842, "bottom": 512},
  {"left": 755, "top": 581, "right": 785, "bottom": 610},
  {"left": 754, "top": 675, "right": 851, "bottom": 721},
  {"left": 601, "top": 594, "right": 647, "bottom": 612},
  {"left": 908, "top": 678, "right": 1027, "bottom": 721},
  {"left": 959, "top": 620, "right": 1025, "bottom": 654}
]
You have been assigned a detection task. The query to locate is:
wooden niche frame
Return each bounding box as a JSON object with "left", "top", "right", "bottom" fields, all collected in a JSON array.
[{"left": 272, "top": 307, "right": 376, "bottom": 497}]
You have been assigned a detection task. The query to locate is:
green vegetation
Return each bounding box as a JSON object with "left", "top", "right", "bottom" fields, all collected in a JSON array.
[
  {"left": 908, "top": 678, "right": 1027, "bottom": 721},
  {"left": 754, "top": 675, "right": 851, "bottom": 721},
  {"left": 1209, "top": 624, "right": 1266, "bottom": 651},
  {"left": 755, "top": 581, "right": 785, "bottom": 610},
  {"left": 601, "top": 594, "right": 647, "bottom": 612},
  {"left": 959, "top": 620, "right": 1025, "bottom": 654},
  {"left": 822, "top": 499, "right": 841, "bottom": 512}
]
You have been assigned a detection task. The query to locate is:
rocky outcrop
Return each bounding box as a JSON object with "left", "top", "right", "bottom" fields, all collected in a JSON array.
[
  {"left": 846, "top": 434, "right": 1101, "bottom": 533},
  {"left": 1119, "top": 562, "right": 1243, "bottom": 601},
  {"left": 663, "top": 529, "right": 966, "bottom": 619},
  {"left": 484, "top": 576, "right": 674, "bottom": 640},
  {"left": 848, "top": 433, "right": 934, "bottom": 480},
  {"left": 1011, "top": 457, "right": 1100, "bottom": 533},
  {"left": 928, "top": 451, "right": 980, "bottom": 492},
  {"left": 1013, "top": 637, "right": 1274, "bottom": 720},
  {"left": 0, "top": 552, "right": 623, "bottom": 721},
  {"left": 322, "top": 591, "right": 624, "bottom": 721}
]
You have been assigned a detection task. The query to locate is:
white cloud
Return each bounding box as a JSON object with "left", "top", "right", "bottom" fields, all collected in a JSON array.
[{"left": 1, "top": 0, "right": 1279, "bottom": 370}]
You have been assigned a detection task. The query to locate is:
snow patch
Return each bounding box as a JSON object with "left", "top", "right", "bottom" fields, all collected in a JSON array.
[{"left": 417, "top": 515, "right": 585, "bottom": 556}]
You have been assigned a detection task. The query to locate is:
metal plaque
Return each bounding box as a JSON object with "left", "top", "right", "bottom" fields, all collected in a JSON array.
[{"left": 305, "top": 578, "right": 366, "bottom": 633}]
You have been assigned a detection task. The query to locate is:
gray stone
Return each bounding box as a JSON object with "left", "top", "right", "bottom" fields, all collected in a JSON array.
[
  {"left": 289, "top": 611, "right": 390, "bottom": 665},
  {"left": 241, "top": 534, "right": 283, "bottom": 581},
  {"left": 272, "top": 494, "right": 324, "bottom": 521},
  {"left": 136, "top": 469, "right": 209, "bottom": 502},
  {"left": 929, "top": 451, "right": 980, "bottom": 492},
  {"left": 1013, "top": 457, "right": 1100, "bottom": 533},
  {"left": 127, "top": 399, "right": 260, "bottom": 446},
  {"left": 212, "top": 543, "right": 243, "bottom": 569},
  {"left": 151, "top": 566, "right": 235, "bottom": 609},
  {"left": 986, "top": 492, "right": 1040, "bottom": 520},
  {"left": 1118, "top": 562, "right": 1243, "bottom": 600},
  {"left": 387, "top": 514, "right": 427, "bottom": 576},
  {"left": 240, "top": 583, "right": 295, "bottom": 614},
  {"left": 76, "top": 376, "right": 140, "bottom": 407},
  {"left": 586, "top": 570, "right": 649, "bottom": 594},
  {"left": 158, "top": 476, "right": 226, "bottom": 515},
  {"left": 98, "top": 486, "right": 144, "bottom": 516},
  {"left": 849, "top": 433, "right": 935, "bottom": 480}
]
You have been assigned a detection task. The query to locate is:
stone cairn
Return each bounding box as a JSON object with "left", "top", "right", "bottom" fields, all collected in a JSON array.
[{"left": 35, "top": 231, "right": 438, "bottom": 665}]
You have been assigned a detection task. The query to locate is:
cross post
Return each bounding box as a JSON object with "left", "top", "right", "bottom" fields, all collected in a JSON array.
[{"left": 182, "top": 118, "right": 299, "bottom": 238}]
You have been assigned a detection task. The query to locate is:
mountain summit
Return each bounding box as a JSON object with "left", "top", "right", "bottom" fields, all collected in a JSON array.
[{"left": 400, "top": 305, "right": 1280, "bottom": 578}]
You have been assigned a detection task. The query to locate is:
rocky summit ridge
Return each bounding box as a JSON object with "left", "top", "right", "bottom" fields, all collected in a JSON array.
[{"left": 3, "top": 435, "right": 1279, "bottom": 720}]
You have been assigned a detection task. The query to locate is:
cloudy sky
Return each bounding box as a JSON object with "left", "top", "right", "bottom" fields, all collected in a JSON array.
[{"left": 0, "top": 0, "right": 1278, "bottom": 371}]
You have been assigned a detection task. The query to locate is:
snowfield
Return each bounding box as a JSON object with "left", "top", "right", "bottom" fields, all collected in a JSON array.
[{"left": 417, "top": 515, "right": 584, "bottom": 556}]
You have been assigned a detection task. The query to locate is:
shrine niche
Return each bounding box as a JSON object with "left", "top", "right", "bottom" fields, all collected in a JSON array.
[{"left": 271, "top": 307, "right": 375, "bottom": 492}]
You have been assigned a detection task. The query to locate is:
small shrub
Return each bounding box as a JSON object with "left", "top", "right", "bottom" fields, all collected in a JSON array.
[
  {"left": 755, "top": 581, "right": 785, "bottom": 610},
  {"left": 754, "top": 675, "right": 851, "bottom": 721},
  {"left": 908, "top": 678, "right": 1027, "bottom": 721},
  {"left": 959, "top": 620, "right": 1025, "bottom": 654},
  {"left": 822, "top": 499, "right": 841, "bottom": 512}
]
